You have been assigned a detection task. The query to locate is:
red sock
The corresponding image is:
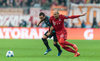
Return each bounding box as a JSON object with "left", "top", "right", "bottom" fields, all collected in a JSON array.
[
  {"left": 63, "top": 46, "right": 77, "bottom": 53},
  {"left": 59, "top": 43, "right": 77, "bottom": 53},
  {"left": 59, "top": 38, "right": 76, "bottom": 53}
]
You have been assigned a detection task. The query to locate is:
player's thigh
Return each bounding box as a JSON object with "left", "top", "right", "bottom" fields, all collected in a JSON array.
[
  {"left": 42, "top": 35, "right": 47, "bottom": 39},
  {"left": 53, "top": 34, "right": 58, "bottom": 42},
  {"left": 53, "top": 41, "right": 57, "bottom": 45},
  {"left": 43, "top": 31, "right": 52, "bottom": 39},
  {"left": 43, "top": 31, "right": 48, "bottom": 39}
]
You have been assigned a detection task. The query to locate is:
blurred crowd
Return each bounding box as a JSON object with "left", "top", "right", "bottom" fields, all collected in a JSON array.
[
  {"left": 0, "top": 0, "right": 100, "bottom": 28},
  {"left": 0, "top": 0, "right": 100, "bottom": 7},
  {"left": 0, "top": 0, "right": 67, "bottom": 7},
  {"left": 15, "top": 16, "right": 100, "bottom": 28},
  {"left": 70, "top": 0, "right": 100, "bottom": 4}
]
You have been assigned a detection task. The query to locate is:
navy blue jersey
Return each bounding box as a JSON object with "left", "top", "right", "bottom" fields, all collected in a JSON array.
[
  {"left": 43, "top": 16, "right": 51, "bottom": 27},
  {"left": 43, "top": 16, "right": 55, "bottom": 33}
]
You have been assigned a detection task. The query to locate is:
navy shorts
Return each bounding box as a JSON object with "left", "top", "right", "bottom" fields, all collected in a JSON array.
[{"left": 44, "top": 30, "right": 58, "bottom": 42}]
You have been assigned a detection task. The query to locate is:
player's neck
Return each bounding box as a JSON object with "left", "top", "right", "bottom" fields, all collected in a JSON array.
[{"left": 55, "top": 17, "right": 59, "bottom": 19}]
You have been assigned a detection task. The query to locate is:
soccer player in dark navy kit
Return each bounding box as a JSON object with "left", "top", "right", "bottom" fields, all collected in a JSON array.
[{"left": 37, "top": 12, "right": 62, "bottom": 56}]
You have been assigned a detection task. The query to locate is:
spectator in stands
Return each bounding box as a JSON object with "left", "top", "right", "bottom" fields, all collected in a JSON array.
[
  {"left": 70, "top": 0, "right": 74, "bottom": 3},
  {"left": 60, "top": 0, "right": 66, "bottom": 6},
  {"left": 75, "top": 0, "right": 84, "bottom": 4},
  {"left": 29, "top": 16, "right": 34, "bottom": 27},
  {"left": 70, "top": 0, "right": 89, "bottom": 4},
  {"left": 58, "top": 0, "right": 62, "bottom": 5},
  {"left": 34, "top": 0, "right": 41, "bottom": 7},
  {"left": 21, "top": 0, "right": 28, "bottom": 7},
  {"left": 91, "top": 0, "right": 100, "bottom": 4},
  {"left": 64, "top": 21, "right": 68, "bottom": 27},
  {"left": 41, "top": 0, "right": 46, "bottom": 6},
  {"left": 0, "top": 0, "right": 2, "bottom": 7},
  {"left": 71, "top": 23, "right": 77, "bottom": 28},
  {"left": 19, "top": 19, "right": 27, "bottom": 27},
  {"left": 61, "top": 2, "right": 65, "bottom": 6},
  {"left": 42, "top": 0, "right": 51, "bottom": 9},
  {"left": 33, "top": 21, "right": 38, "bottom": 27},
  {"left": 92, "top": 17, "right": 98, "bottom": 28},
  {"left": 19, "top": 0, "right": 23, "bottom": 7},
  {"left": 9, "top": 21, "right": 13, "bottom": 27},
  {"left": 30, "top": 0, "right": 35, "bottom": 7},
  {"left": 84, "top": 0, "right": 90, "bottom": 4},
  {"left": 52, "top": 0, "right": 58, "bottom": 6},
  {"left": 15, "top": 0, "right": 21, "bottom": 7},
  {"left": 2, "top": 0, "right": 7, "bottom": 7},
  {"left": 81, "top": 21, "right": 86, "bottom": 28},
  {"left": 48, "top": 0, "right": 52, "bottom": 3},
  {"left": 7, "top": 0, "right": 15, "bottom": 7}
]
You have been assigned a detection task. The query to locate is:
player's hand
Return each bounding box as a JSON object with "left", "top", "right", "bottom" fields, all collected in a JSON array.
[
  {"left": 37, "top": 23, "right": 39, "bottom": 27},
  {"left": 47, "top": 32, "right": 51, "bottom": 36},
  {"left": 81, "top": 13, "right": 87, "bottom": 16}
]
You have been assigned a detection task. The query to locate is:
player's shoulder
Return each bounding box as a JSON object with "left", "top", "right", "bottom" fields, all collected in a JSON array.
[
  {"left": 50, "top": 16, "right": 54, "bottom": 18},
  {"left": 59, "top": 14, "right": 65, "bottom": 17},
  {"left": 46, "top": 16, "right": 50, "bottom": 18},
  {"left": 50, "top": 16, "right": 54, "bottom": 19},
  {"left": 59, "top": 14, "right": 65, "bottom": 19}
]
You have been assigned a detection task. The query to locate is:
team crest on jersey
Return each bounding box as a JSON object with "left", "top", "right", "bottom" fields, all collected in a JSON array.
[
  {"left": 53, "top": 21, "right": 56, "bottom": 25},
  {"left": 60, "top": 34, "right": 64, "bottom": 37},
  {"left": 59, "top": 19, "right": 61, "bottom": 21}
]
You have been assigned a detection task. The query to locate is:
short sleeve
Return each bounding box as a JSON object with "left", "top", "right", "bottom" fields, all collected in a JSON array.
[
  {"left": 49, "top": 17, "right": 53, "bottom": 26},
  {"left": 62, "top": 15, "right": 68, "bottom": 19}
]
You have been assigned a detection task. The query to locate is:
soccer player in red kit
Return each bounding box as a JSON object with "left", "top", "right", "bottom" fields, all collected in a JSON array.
[{"left": 49, "top": 11, "right": 86, "bottom": 57}]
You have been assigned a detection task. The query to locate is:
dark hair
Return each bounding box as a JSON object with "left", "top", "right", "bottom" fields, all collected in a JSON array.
[{"left": 39, "top": 12, "right": 45, "bottom": 16}]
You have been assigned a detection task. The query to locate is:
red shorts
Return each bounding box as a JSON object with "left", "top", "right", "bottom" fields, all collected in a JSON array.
[{"left": 56, "top": 30, "right": 67, "bottom": 41}]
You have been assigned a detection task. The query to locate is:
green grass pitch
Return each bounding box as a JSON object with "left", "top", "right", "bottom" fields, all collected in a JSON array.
[{"left": 0, "top": 39, "right": 100, "bottom": 61}]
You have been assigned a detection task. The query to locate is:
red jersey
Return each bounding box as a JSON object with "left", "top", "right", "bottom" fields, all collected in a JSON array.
[
  {"left": 49, "top": 15, "right": 80, "bottom": 34},
  {"left": 49, "top": 15, "right": 65, "bottom": 34},
  {"left": 49, "top": 15, "right": 80, "bottom": 40}
]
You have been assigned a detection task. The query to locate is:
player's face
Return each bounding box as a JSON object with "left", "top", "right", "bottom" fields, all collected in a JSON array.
[
  {"left": 39, "top": 15, "right": 45, "bottom": 20},
  {"left": 54, "top": 13, "right": 59, "bottom": 19}
]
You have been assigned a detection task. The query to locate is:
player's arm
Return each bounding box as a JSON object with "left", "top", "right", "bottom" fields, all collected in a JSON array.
[
  {"left": 46, "top": 17, "right": 54, "bottom": 36},
  {"left": 37, "top": 19, "right": 44, "bottom": 27},
  {"left": 47, "top": 17, "right": 54, "bottom": 35},
  {"left": 50, "top": 26, "right": 54, "bottom": 33},
  {"left": 65, "top": 13, "right": 86, "bottom": 19},
  {"left": 47, "top": 26, "right": 54, "bottom": 36}
]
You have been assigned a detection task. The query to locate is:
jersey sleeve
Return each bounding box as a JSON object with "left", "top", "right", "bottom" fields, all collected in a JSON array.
[
  {"left": 49, "top": 17, "right": 53, "bottom": 26},
  {"left": 47, "top": 16, "right": 50, "bottom": 19},
  {"left": 62, "top": 15, "right": 69, "bottom": 19},
  {"left": 62, "top": 15, "right": 81, "bottom": 19},
  {"left": 67, "top": 15, "right": 81, "bottom": 19}
]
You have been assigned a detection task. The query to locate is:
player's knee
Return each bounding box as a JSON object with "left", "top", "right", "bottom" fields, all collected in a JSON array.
[
  {"left": 42, "top": 38, "right": 46, "bottom": 41},
  {"left": 54, "top": 44, "right": 56, "bottom": 46},
  {"left": 42, "top": 35, "right": 47, "bottom": 39},
  {"left": 59, "top": 38, "right": 64, "bottom": 44},
  {"left": 54, "top": 42, "right": 57, "bottom": 46},
  {"left": 47, "top": 32, "right": 50, "bottom": 36},
  {"left": 61, "top": 45, "right": 65, "bottom": 48},
  {"left": 59, "top": 41, "right": 64, "bottom": 45},
  {"left": 42, "top": 36, "right": 47, "bottom": 39},
  {"left": 54, "top": 42, "right": 57, "bottom": 44}
]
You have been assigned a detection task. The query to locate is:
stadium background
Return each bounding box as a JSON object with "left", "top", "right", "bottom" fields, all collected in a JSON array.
[{"left": 0, "top": 0, "right": 100, "bottom": 61}]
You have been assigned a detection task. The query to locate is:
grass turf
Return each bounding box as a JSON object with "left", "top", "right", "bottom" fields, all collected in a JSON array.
[{"left": 0, "top": 39, "right": 100, "bottom": 61}]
